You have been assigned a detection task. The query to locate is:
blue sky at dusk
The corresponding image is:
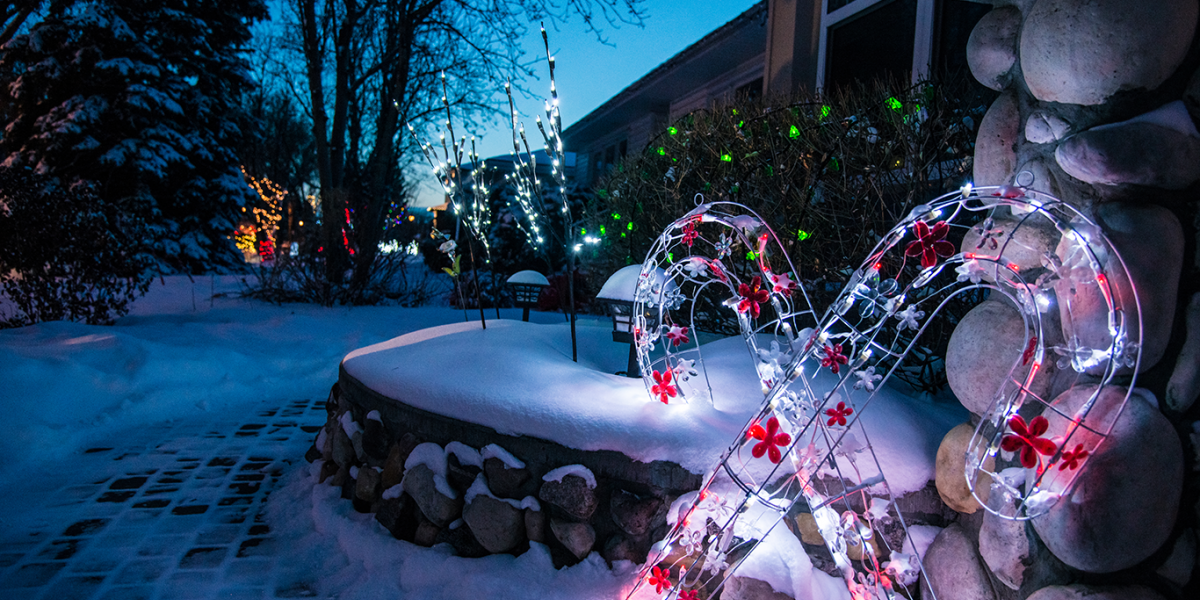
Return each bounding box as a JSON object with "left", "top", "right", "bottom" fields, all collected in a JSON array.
[{"left": 411, "top": 0, "right": 760, "bottom": 207}]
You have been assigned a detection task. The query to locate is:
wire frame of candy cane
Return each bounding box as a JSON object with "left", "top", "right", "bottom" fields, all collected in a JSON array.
[
  {"left": 628, "top": 184, "right": 1141, "bottom": 600},
  {"left": 631, "top": 197, "right": 819, "bottom": 406},
  {"left": 951, "top": 186, "right": 1142, "bottom": 521}
]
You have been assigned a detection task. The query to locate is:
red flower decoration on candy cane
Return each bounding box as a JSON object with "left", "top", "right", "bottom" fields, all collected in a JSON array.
[
  {"left": 825, "top": 401, "right": 853, "bottom": 426},
  {"left": 1059, "top": 443, "right": 1088, "bottom": 471},
  {"left": 904, "top": 220, "right": 955, "bottom": 269},
  {"left": 1000, "top": 415, "right": 1058, "bottom": 469},
  {"left": 665, "top": 325, "right": 690, "bottom": 347},
  {"left": 820, "top": 343, "right": 848, "bottom": 374},
  {"left": 769, "top": 271, "right": 798, "bottom": 296},
  {"left": 747, "top": 416, "right": 792, "bottom": 463},
  {"left": 737, "top": 276, "right": 770, "bottom": 318},
  {"left": 680, "top": 591, "right": 700, "bottom": 600},
  {"left": 681, "top": 222, "right": 698, "bottom": 247},
  {"left": 651, "top": 370, "right": 677, "bottom": 404},
  {"left": 647, "top": 566, "right": 671, "bottom": 594}
]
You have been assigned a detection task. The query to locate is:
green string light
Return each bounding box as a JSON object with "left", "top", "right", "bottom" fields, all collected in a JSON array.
[
  {"left": 657, "top": 147, "right": 666, "bottom": 156},
  {"left": 830, "top": 157, "right": 840, "bottom": 171},
  {"left": 667, "top": 252, "right": 674, "bottom": 263},
  {"left": 721, "top": 153, "right": 732, "bottom": 162},
  {"left": 746, "top": 250, "right": 759, "bottom": 261},
  {"left": 788, "top": 125, "right": 800, "bottom": 139},
  {"left": 796, "top": 230, "right": 811, "bottom": 241},
  {"left": 887, "top": 97, "right": 902, "bottom": 112},
  {"left": 626, "top": 222, "right": 634, "bottom": 231},
  {"left": 820, "top": 105, "right": 830, "bottom": 119},
  {"left": 599, "top": 226, "right": 606, "bottom": 236},
  {"left": 668, "top": 126, "right": 678, "bottom": 136},
  {"left": 580, "top": 227, "right": 587, "bottom": 235},
  {"left": 612, "top": 212, "right": 621, "bottom": 220}
]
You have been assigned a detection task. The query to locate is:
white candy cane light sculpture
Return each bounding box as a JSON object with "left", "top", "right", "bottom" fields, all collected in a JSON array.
[{"left": 627, "top": 185, "right": 1141, "bottom": 600}]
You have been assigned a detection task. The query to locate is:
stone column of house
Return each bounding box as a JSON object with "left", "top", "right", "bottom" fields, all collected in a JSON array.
[{"left": 930, "top": 1, "right": 1200, "bottom": 599}]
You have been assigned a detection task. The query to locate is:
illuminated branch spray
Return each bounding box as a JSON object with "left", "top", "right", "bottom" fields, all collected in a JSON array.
[
  {"left": 503, "top": 25, "right": 583, "bottom": 360},
  {"left": 408, "top": 73, "right": 498, "bottom": 326}
]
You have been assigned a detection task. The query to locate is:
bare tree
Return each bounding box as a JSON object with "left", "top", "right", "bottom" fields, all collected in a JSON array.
[{"left": 281, "top": 0, "right": 643, "bottom": 300}]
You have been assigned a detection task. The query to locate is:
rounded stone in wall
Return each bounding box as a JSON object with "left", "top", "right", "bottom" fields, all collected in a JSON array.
[
  {"left": 946, "top": 298, "right": 1050, "bottom": 416},
  {"left": 959, "top": 208, "right": 1061, "bottom": 281},
  {"left": 1032, "top": 386, "right": 1182, "bottom": 573},
  {"left": 935, "top": 422, "right": 990, "bottom": 514},
  {"left": 968, "top": 7, "right": 1022, "bottom": 91},
  {"left": 974, "top": 91, "right": 1020, "bottom": 186},
  {"left": 1055, "top": 108, "right": 1200, "bottom": 190},
  {"left": 1025, "top": 111, "right": 1070, "bottom": 145},
  {"left": 1020, "top": 0, "right": 1198, "bottom": 106},
  {"left": 1026, "top": 584, "right": 1167, "bottom": 600},
  {"left": 919, "top": 523, "right": 997, "bottom": 600}
]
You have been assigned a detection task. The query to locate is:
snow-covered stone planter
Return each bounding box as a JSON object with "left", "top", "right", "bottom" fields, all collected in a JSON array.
[
  {"left": 304, "top": 318, "right": 965, "bottom": 588},
  {"left": 314, "top": 378, "right": 697, "bottom": 567}
]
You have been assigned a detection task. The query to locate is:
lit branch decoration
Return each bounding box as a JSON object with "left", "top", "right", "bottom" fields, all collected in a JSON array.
[
  {"left": 407, "top": 73, "right": 493, "bottom": 257},
  {"left": 503, "top": 25, "right": 584, "bottom": 361},
  {"left": 627, "top": 186, "right": 1141, "bottom": 600},
  {"left": 501, "top": 25, "right": 573, "bottom": 253}
]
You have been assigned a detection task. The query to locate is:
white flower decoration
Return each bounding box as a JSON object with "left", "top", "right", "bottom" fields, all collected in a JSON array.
[
  {"left": 673, "top": 357, "right": 699, "bottom": 382},
  {"left": 852, "top": 366, "right": 882, "bottom": 392},
  {"left": 896, "top": 305, "right": 925, "bottom": 331},
  {"left": 955, "top": 259, "right": 988, "bottom": 284},
  {"left": 682, "top": 257, "right": 708, "bottom": 278},
  {"left": 438, "top": 240, "right": 457, "bottom": 255},
  {"left": 715, "top": 233, "right": 733, "bottom": 259}
]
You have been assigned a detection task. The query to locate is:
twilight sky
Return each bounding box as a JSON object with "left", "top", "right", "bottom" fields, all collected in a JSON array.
[{"left": 410, "top": 0, "right": 761, "bottom": 207}]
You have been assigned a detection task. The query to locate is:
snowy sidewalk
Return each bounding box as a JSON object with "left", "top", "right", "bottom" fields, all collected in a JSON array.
[{"left": 0, "top": 398, "right": 324, "bottom": 600}]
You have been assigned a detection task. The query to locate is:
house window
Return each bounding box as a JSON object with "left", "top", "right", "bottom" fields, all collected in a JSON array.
[
  {"left": 735, "top": 77, "right": 764, "bottom": 101},
  {"left": 825, "top": 0, "right": 918, "bottom": 90},
  {"left": 818, "top": 0, "right": 991, "bottom": 90}
]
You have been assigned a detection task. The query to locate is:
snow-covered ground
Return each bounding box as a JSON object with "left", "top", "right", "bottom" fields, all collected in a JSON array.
[{"left": 0, "top": 275, "right": 965, "bottom": 600}]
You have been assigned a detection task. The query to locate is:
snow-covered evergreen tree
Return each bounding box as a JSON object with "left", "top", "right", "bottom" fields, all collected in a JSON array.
[{"left": 0, "top": 0, "right": 267, "bottom": 272}]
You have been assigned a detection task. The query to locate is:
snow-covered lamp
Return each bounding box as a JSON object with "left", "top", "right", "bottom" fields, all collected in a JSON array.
[
  {"left": 506, "top": 270, "right": 550, "bottom": 322},
  {"left": 596, "top": 264, "right": 646, "bottom": 377}
]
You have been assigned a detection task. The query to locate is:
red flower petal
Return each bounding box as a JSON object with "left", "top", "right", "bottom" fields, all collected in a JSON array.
[{"left": 1028, "top": 415, "right": 1049, "bottom": 437}]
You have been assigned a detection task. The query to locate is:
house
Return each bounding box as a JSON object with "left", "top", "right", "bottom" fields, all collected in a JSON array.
[{"left": 563, "top": 0, "right": 991, "bottom": 185}]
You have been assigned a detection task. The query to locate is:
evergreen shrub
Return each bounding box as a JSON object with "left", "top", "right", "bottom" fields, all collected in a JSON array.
[
  {"left": 0, "top": 168, "right": 153, "bottom": 327},
  {"left": 587, "top": 78, "right": 991, "bottom": 392}
]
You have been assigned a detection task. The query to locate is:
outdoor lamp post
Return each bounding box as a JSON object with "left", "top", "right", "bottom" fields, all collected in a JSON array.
[
  {"left": 506, "top": 270, "right": 550, "bottom": 322},
  {"left": 596, "top": 264, "right": 646, "bottom": 378}
]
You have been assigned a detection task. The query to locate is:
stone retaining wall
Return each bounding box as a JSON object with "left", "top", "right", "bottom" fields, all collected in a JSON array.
[{"left": 302, "top": 367, "right": 703, "bottom": 568}]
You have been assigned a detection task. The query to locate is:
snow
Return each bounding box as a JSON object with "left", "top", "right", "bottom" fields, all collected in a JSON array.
[
  {"left": 0, "top": 274, "right": 966, "bottom": 599},
  {"left": 733, "top": 508, "right": 851, "bottom": 600},
  {"left": 447, "top": 441, "right": 484, "bottom": 468},
  {"left": 340, "top": 410, "right": 363, "bottom": 437},
  {"left": 268, "top": 462, "right": 632, "bottom": 600},
  {"left": 543, "top": 464, "right": 598, "bottom": 489},
  {"left": 343, "top": 321, "right": 963, "bottom": 494},
  {"left": 506, "top": 270, "right": 550, "bottom": 286},
  {"left": 482, "top": 443, "right": 526, "bottom": 469},
  {"left": 594, "top": 264, "right": 671, "bottom": 302},
  {"left": 404, "top": 442, "right": 457, "bottom": 499}
]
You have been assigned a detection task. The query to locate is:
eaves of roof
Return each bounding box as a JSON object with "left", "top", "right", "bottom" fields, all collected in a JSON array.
[{"left": 561, "top": 1, "right": 768, "bottom": 149}]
